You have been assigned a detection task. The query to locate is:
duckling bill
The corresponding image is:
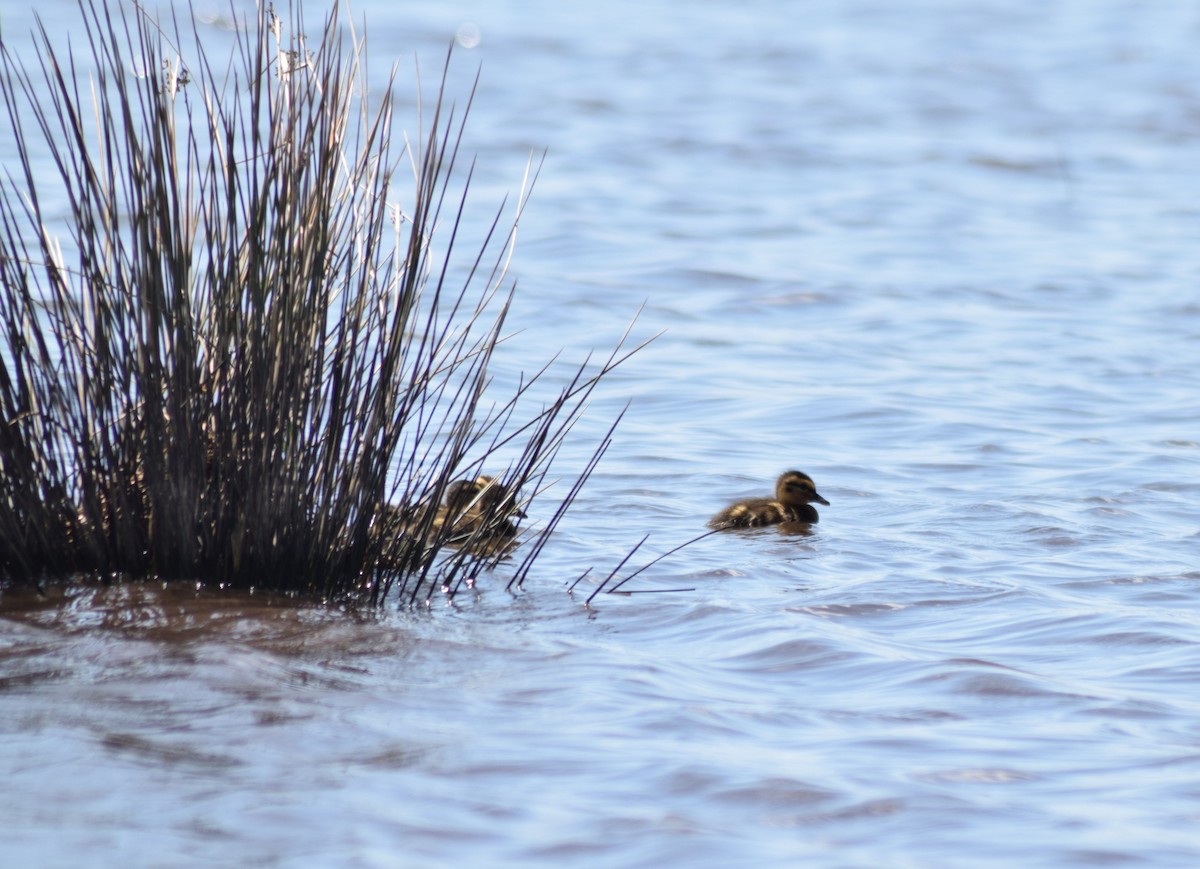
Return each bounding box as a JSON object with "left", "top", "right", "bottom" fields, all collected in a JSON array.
[{"left": 708, "top": 470, "right": 829, "bottom": 530}]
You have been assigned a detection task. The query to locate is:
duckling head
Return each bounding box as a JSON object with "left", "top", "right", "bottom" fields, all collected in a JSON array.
[
  {"left": 444, "top": 475, "right": 526, "bottom": 519},
  {"left": 776, "top": 470, "right": 829, "bottom": 508}
]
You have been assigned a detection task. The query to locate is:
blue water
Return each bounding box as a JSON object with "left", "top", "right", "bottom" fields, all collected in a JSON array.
[{"left": 4, "top": 0, "right": 1200, "bottom": 866}]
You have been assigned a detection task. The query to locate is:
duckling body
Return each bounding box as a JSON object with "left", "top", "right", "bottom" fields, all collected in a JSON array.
[
  {"left": 708, "top": 470, "right": 829, "bottom": 530},
  {"left": 433, "top": 475, "right": 525, "bottom": 542},
  {"left": 372, "top": 474, "right": 526, "bottom": 565}
]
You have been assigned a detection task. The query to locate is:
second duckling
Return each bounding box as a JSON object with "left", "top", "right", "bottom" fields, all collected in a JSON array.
[
  {"left": 434, "top": 475, "right": 526, "bottom": 542},
  {"left": 372, "top": 474, "right": 526, "bottom": 565},
  {"left": 708, "top": 470, "right": 829, "bottom": 530}
]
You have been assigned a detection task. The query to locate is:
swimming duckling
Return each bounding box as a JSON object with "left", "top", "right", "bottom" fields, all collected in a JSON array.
[
  {"left": 433, "top": 475, "right": 526, "bottom": 543},
  {"left": 371, "top": 475, "right": 525, "bottom": 564},
  {"left": 708, "top": 470, "right": 829, "bottom": 530}
]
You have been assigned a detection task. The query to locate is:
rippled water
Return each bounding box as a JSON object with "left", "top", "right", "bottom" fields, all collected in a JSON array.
[{"left": 4, "top": 0, "right": 1200, "bottom": 866}]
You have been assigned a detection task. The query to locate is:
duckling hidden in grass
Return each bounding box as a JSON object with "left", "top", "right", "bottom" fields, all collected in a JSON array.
[
  {"left": 708, "top": 470, "right": 829, "bottom": 531},
  {"left": 432, "top": 475, "right": 527, "bottom": 543},
  {"left": 373, "top": 474, "right": 527, "bottom": 562}
]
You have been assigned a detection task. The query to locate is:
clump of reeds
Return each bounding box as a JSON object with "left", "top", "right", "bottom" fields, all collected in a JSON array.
[{"left": 0, "top": 0, "right": 642, "bottom": 605}]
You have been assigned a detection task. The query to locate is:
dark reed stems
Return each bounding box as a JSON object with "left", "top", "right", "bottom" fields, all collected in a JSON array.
[
  {"left": 584, "top": 531, "right": 716, "bottom": 604},
  {"left": 0, "top": 0, "right": 646, "bottom": 604}
]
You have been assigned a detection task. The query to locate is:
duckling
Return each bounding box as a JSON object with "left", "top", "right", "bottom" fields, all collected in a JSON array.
[
  {"left": 432, "top": 475, "right": 526, "bottom": 544},
  {"left": 708, "top": 470, "right": 829, "bottom": 530},
  {"left": 371, "top": 475, "right": 526, "bottom": 565}
]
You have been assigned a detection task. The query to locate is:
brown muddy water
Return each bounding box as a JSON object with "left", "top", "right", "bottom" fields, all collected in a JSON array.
[{"left": 4, "top": 0, "right": 1200, "bottom": 866}]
